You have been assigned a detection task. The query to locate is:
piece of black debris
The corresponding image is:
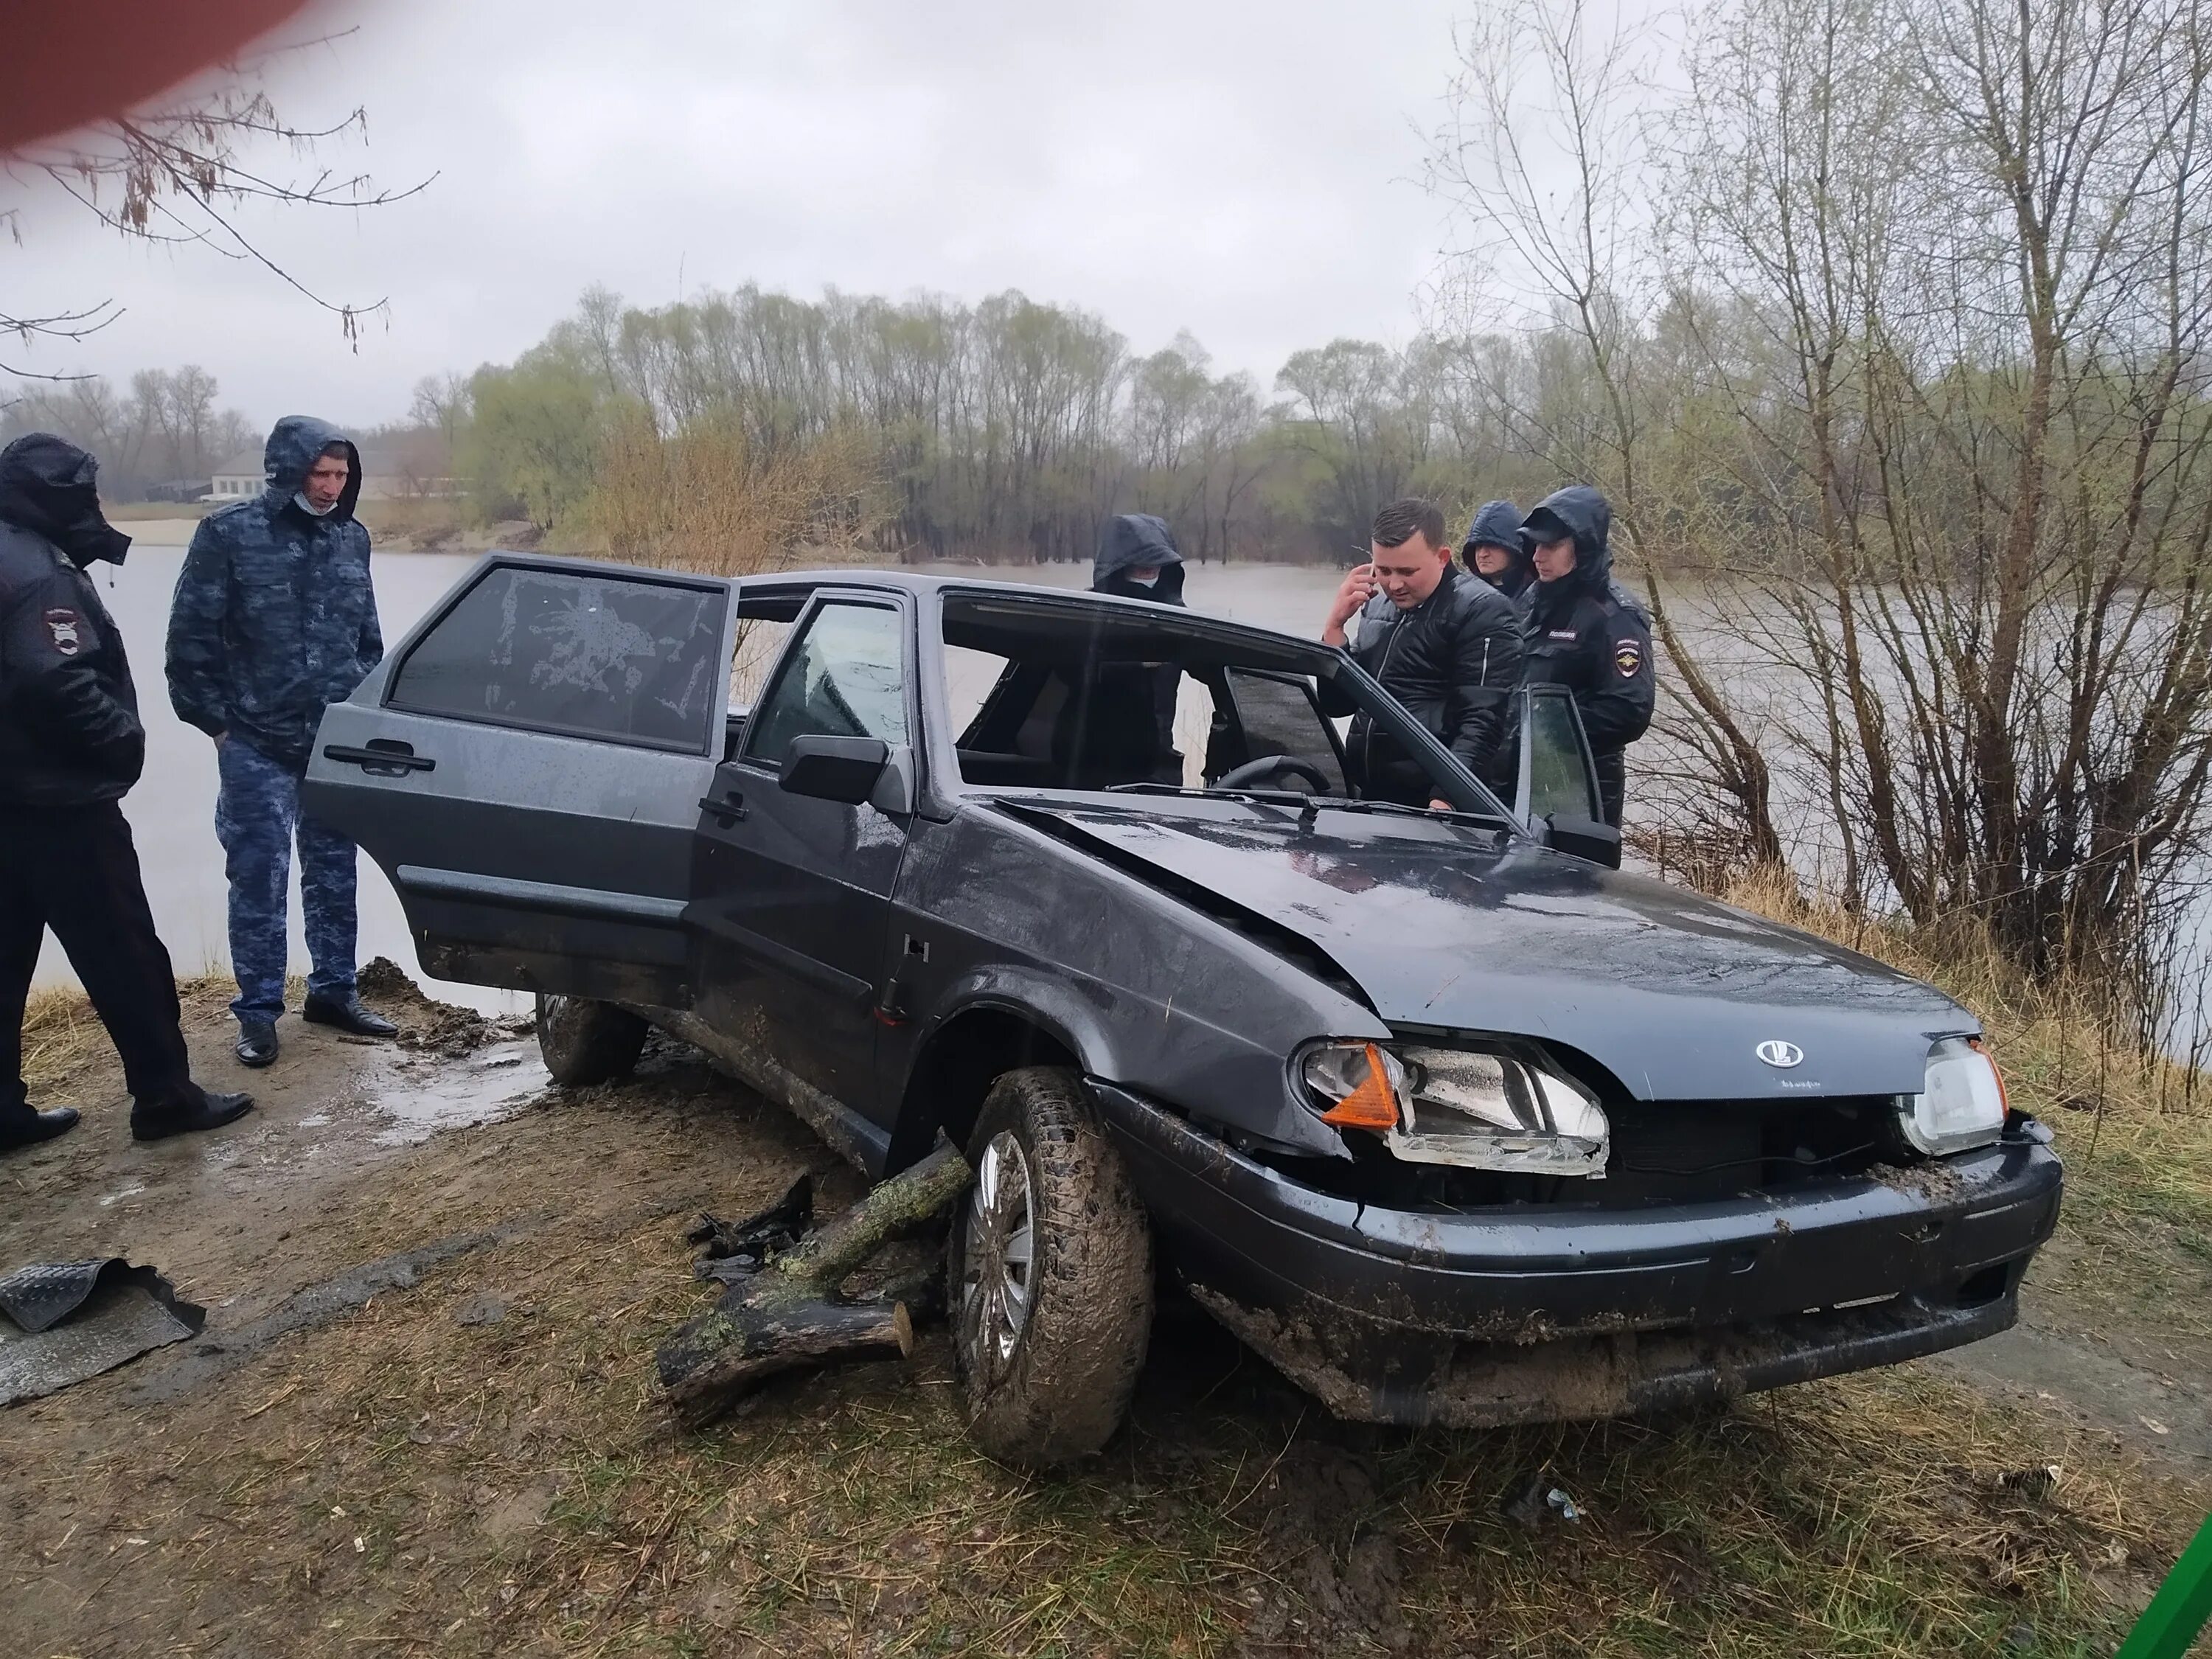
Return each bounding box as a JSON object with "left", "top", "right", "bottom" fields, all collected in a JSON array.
[{"left": 0, "top": 1259, "right": 206, "bottom": 1405}]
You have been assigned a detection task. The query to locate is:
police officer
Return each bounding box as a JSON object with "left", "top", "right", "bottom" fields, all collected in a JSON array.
[
  {"left": 0, "top": 434, "right": 253, "bottom": 1153},
  {"left": 1461, "top": 498, "right": 1536, "bottom": 605},
  {"left": 167, "top": 416, "right": 397, "bottom": 1068},
  {"left": 1519, "top": 485, "right": 1654, "bottom": 827}
]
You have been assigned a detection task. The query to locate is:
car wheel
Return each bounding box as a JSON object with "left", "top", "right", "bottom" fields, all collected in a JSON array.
[
  {"left": 950, "top": 1066, "right": 1153, "bottom": 1469},
  {"left": 535, "top": 993, "right": 649, "bottom": 1085}
]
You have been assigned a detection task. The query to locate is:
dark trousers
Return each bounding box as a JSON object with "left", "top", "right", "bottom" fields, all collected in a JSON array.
[
  {"left": 215, "top": 737, "right": 358, "bottom": 1021},
  {"left": 1, "top": 801, "right": 203, "bottom": 1122}
]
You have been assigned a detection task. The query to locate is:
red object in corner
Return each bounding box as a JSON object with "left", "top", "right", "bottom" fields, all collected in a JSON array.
[{"left": 1, "top": 0, "right": 315, "bottom": 151}]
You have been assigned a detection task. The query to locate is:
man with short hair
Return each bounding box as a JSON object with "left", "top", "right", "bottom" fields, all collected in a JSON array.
[
  {"left": 1461, "top": 498, "right": 1536, "bottom": 603},
  {"left": 1, "top": 434, "right": 253, "bottom": 1151},
  {"left": 167, "top": 416, "right": 397, "bottom": 1068},
  {"left": 1322, "top": 497, "right": 1523, "bottom": 807},
  {"left": 1518, "top": 485, "right": 1655, "bottom": 827}
]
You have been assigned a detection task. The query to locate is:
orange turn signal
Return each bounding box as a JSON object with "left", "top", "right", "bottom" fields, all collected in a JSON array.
[
  {"left": 1968, "top": 1037, "right": 2011, "bottom": 1112},
  {"left": 1318, "top": 1043, "right": 1401, "bottom": 1130}
]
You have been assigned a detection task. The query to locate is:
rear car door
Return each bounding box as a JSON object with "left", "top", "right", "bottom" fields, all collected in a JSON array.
[
  {"left": 304, "top": 554, "right": 737, "bottom": 1006},
  {"left": 689, "top": 590, "right": 918, "bottom": 1126}
]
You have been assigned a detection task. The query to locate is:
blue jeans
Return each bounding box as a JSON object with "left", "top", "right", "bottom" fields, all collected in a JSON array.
[{"left": 215, "top": 737, "right": 358, "bottom": 1022}]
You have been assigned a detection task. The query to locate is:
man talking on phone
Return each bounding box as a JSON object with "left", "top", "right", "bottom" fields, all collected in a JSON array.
[{"left": 1321, "top": 498, "right": 1522, "bottom": 808}]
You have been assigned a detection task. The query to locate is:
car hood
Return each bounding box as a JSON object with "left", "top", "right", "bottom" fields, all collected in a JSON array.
[{"left": 1010, "top": 799, "right": 1972, "bottom": 1102}]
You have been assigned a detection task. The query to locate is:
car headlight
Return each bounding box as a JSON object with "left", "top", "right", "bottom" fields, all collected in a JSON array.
[
  {"left": 1299, "top": 1040, "right": 1609, "bottom": 1177},
  {"left": 1896, "top": 1037, "right": 2007, "bottom": 1156}
]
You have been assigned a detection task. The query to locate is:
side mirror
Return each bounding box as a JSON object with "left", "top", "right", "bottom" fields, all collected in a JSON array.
[
  {"left": 782, "top": 735, "right": 890, "bottom": 805},
  {"left": 1544, "top": 813, "right": 1622, "bottom": 869}
]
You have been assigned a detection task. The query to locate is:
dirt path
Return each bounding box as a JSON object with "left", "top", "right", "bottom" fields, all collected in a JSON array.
[{"left": 3, "top": 974, "right": 2205, "bottom": 1658}]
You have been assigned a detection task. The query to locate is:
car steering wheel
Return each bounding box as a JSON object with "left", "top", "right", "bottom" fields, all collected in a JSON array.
[{"left": 1215, "top": 755, "right": 1332, "bottom": 794}]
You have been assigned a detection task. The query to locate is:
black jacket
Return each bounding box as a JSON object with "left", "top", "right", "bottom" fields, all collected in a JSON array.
[
  {"left": 1520, "top": 486, "right": 1654, "bottom": 824},
  {"left": 1461, "top": 498, "right": 1536, "bottom": 601},
  {"left": 1346, "top": 562, "right": 1523, "bottom": 804},
  {"left": 1079, "top": 514, "right": 1188, "bottom": 782},
  {"left": 0, "top": 434, "right": 144, "bottom": 808}
]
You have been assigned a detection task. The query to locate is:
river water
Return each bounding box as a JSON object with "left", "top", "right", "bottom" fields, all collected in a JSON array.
[{"left": 30, "top": 541, "right": 1358, "bottom": 1009}]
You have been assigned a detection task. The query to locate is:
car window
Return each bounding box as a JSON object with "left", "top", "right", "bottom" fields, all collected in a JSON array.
[
  {"left": 1216, "top": 669, "right": 1346, "bottom": 793},
  {"left": 1526, "top": 691, "right": 1600, "bottom": 821},
  {"left": 742, "top": 600, "right": 909, "bottom": 768},
  {"left": 387, "top": 565, "right": 726, "bottom": 751}
]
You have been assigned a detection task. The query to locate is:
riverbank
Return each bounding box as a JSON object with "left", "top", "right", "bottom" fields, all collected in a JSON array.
[{"left": 3, "top": 949, "right": 2206, "bottom": 1657}]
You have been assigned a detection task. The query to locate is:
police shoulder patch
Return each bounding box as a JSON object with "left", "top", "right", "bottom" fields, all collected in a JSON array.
[
  {"left": 43, "top": 608, "right": 84, "bottom": 657},
  {"left": 1613, "top": 639, "right": 1644, "bottom": 677}
]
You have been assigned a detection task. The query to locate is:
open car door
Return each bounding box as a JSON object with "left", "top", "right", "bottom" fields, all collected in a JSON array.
[
  {"left": 1511, "top": 684, "right": 1621, "bottom": 867},
  {"left": 303, "top": 554, "right": 738, "bottom": 1006}
]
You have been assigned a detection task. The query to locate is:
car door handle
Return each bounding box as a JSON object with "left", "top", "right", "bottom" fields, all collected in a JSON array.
[
  {"left": 323, "top": 742, "right": 434, "bottom": 774},
  {"left": 699, "top": 793, "right": 748, "bottom": 823}
]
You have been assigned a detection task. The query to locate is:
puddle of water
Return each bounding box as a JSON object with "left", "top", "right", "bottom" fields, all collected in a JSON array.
[{"left": 366, "top": 1040, "right": 551, "bottom": 1147}]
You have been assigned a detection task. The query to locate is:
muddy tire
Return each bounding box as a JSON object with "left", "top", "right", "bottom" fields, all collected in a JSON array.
[
  {"left": 535, "top": 994, "right": 648, "bottom": 1085},
  {"left": 949, "top": 1066, "right": 1153, "bottom": 1469}
]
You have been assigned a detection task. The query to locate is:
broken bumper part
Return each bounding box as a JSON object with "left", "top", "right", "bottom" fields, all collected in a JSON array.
[{"left": 1087, "top": 1079, "right": 2062, "bottom": 1426}]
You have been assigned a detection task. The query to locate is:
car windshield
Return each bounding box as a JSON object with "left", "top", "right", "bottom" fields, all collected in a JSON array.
[{"left": 937, "top": 589, "right": 1512, "bottom": 823}]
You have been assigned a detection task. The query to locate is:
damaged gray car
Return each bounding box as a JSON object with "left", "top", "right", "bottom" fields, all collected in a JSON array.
[{"left": 305, "top": 557, "right": 2062, "bottom": 1467}]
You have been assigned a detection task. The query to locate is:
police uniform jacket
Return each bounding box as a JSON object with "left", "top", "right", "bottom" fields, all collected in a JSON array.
[
  {"left": 0, "top": 435, "right": 144, "bottom": 808},
  {"left": 1519, "top": 486, "right": 1655, "bottom": 819},
  {"left": 165, "top": 415, "right": 383, "bottom": 771}
]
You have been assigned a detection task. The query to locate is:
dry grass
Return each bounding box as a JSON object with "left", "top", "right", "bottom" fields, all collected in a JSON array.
[{"left": 119, "top": 1193, "right": 2196, "bottom": 1658}]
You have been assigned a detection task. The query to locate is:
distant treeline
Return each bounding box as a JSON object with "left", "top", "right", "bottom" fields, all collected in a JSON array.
[
  {"left": 2, "top": 367, "right": 256, "bottom": 501},
  {"left": 437, "top": 285, "right": 1577, "bottom": 566}
]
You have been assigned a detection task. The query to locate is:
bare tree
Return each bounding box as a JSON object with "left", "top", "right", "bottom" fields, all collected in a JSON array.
[
  {"left": 4, "top": 35, "right": 430, "bottom": 380},
  {"left": 1425, "top": 0, "right": 1787, "bottom": 866}
]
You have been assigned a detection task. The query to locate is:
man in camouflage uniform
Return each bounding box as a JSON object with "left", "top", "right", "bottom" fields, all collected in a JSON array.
[
  {"left": 166, "top": 417, "right": 397, "bottom": 1067},
  {"left": 1, "top": 434, "right": 252, "bottom": 1150}
]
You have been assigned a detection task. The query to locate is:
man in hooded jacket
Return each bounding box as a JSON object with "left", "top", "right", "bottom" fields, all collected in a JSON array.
[
  {"left": 167, "top": 416, "right": 396, "bottom": 1068},
  {"left": 1076, "top": 513, "right": 1189, "bottom": 783},
  {"left": 1461, "top": 498, "right": 1536, "bottom": 605},
  {"left": 1519, "top": 485, "right": 1655, "bottom": 827},
  {"left": 0, "top": 434, "right": 253, "bottom": 1152}
]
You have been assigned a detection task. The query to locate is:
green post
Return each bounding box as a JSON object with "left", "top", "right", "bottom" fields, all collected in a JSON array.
[{"left": 2115, "top": 1509, "right": 2212, "bottom": 1659}]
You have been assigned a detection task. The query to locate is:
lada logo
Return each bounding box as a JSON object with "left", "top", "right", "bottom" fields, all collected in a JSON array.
[{"left": 1756, "top": 1040, "right": 1805, "bottom": 1069}]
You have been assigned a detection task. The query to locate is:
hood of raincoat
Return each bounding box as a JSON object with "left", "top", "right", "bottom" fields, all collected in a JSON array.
[
  {"left": 0, "top": 433, "right": 131, "bottom": 568},
  {"left": 261, "top": 414, "right": 364, "bottom": 521},
  {"left": 1093, "top": 512, "right": 1187, "bottom": 604},
  {"left": 1461, "top": 498, "right": 1532, "bottom": 593},
  {"left": 1520, "top": 484, "right": 1613, "bottom": 601}
]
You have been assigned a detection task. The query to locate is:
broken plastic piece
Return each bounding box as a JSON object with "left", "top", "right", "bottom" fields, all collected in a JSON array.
[{"left": 1318, "top": 1043, "right": 1399, "bottom": 1130}]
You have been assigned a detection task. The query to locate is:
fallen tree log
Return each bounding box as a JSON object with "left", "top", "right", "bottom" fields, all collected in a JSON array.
[{"left": 656, "top": 1141, "right": 972, "bottom": 1413}]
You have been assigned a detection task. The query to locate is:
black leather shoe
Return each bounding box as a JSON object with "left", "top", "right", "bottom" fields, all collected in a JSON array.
[
  {"left": 0, "top": 1107, "right": 81, "bottom": 1155},
  {"left": 302, "top": 995, "right": 399, "bottom": 1039},
  {"left": 235, "top": 1020, "right": 279, "bottom": 1068},
  {"left": 132, "top": 1091, "right": 254, "bottom": 1143}
]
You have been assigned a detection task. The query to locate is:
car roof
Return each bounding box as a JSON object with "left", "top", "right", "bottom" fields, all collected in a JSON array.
[{"left": 737, "top": 566, "right": 1347, "bottom": 669}]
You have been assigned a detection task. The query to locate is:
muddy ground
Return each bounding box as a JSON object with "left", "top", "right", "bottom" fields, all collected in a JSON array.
[{"left": 2, "top": 970, "right": 2208, "bottom": 1658}]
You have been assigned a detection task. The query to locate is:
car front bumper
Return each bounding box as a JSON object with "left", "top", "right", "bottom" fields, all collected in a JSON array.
[{"left": 1088, "top": 1079, "right": 2064, "bottom": 1427}]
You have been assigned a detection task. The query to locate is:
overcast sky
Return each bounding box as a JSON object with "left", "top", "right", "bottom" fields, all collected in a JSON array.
[{"left": 6, "top": 0, "right": 1495, "bottom": 431}]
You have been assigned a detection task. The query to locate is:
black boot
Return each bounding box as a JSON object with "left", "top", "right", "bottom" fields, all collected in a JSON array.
[
  {"left": 235, "top": 1018, "right": 279, "bottom": 1068},
  {"left": 302, "top": 995, "right": 398, "bottom": 1039},
  {"left": 132, "top": 1091, "right": 254, "bottom": 1143},
  {"left": 0, "top": 1106, "right": 81, "bottom": 1155}
]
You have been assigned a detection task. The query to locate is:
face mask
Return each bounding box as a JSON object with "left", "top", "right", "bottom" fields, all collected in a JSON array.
[{"left": 294, "top": 491, "right": 338, "bottom": 518}]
